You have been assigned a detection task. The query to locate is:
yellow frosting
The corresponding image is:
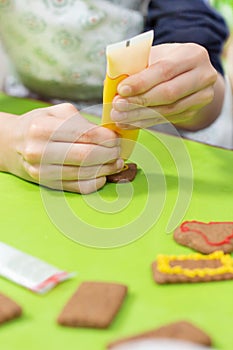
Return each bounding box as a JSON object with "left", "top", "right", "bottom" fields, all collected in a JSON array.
[{"left": 157, "top": 251, "right": 233, "bottom": 277}]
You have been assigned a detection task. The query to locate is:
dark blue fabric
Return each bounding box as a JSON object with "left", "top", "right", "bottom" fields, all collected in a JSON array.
[{"left": 145, "top": 0, "right": 229, "bottom": 75}]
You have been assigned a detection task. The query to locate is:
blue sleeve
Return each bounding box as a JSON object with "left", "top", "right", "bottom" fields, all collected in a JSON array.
[{"left": 144, "top": 0, "right": 229, "bottom": 75}]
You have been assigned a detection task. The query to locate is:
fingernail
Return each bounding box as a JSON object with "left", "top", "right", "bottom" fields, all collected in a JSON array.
[
  {"left": 111, "top": 109, "right": 127, "bottom": 122},
  {"left": 113, "top": 98, "right": 128, "bottom": 111},
  {"left": 118, "top": 85, "right": 132, "bottom": 96},
  {"left": 116, "top": 158, "right": 124, "bottom": 169}
]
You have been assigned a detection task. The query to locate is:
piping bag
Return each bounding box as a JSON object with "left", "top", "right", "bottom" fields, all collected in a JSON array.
[{"left": 102, "top": 30, "right": 154, "bottom": 160}]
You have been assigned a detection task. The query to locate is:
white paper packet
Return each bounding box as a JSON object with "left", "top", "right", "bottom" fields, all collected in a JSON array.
[{"left": 0, "top": 242, "right": 74, "bottom": 294}]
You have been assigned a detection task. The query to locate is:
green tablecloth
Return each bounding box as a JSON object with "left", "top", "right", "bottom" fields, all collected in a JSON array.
[{"left": 0, "top": 93, "right": 233, "bottom": 350}]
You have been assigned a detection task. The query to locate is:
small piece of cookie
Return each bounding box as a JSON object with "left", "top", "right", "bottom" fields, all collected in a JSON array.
[
  {"left": 174, "top": 220, "right": 233, "bottom": 254},
  {"left": 0, "top": 293, "right": 22, "bottom": 325},
  {"left": 107, "top": 320, "right": 212, "bottom": 348},
  {"left": 107, "top": 163, "right": 137, "bottom": 183},
  {"left": 152, "top": 251, "right": 233, "bottom": 284},
  {"left": 57, "top": 281, "right": 127, "bottom": 328}
]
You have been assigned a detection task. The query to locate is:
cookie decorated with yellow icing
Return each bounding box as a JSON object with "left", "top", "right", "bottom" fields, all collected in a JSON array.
[{"left": 152, "top": 251, "right": 233, "bottom": 284}]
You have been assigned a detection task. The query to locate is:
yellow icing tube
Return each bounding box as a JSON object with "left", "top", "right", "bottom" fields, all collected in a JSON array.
[{"left": 102, "top": 30, "right": 154, "bottom": 159}]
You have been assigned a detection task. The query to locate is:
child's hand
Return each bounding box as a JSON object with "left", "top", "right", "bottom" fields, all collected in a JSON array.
[
  {"left": 111, "top": 43, "right": 217, "bottom": 130},
  {"left": 6, "top": 103, "right": 123, "bottom": 194}
]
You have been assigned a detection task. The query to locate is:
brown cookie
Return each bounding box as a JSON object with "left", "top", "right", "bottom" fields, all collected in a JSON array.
[
  {"left": 152, "top": 251, "right": 233, "bottom": 284},
  {"left": 57, "top": 281, "right": 127, "bottom": 328},
  {"left": 107, "top": 320, "right": 212, "bottom": 348},
  {"left": 174, "top": 220, "right": 233, "bottom": 254},
  {"left": 0, "top": 293, "right": 22, "bottom": 325},
  {"left": 107, "top": 163, "right": 137, "bottom": 183}
]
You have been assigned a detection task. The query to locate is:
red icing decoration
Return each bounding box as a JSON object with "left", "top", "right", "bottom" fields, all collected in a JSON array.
[{"left": 180, "top": 221, "right": 233, "bottom": 246}]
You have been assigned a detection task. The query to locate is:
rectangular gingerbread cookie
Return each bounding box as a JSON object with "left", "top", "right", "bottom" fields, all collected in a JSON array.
[
  {"left": 0, "top": 293, "right": 22, "bottom": 325},
  {"left": 107, "top": 320, "right": 212, "bottom": 348},
  {"left": 57, "top": 281, "right": 127, "bottom": 328},
  {"left": 152, "top": 251, "right": 233, "bottom": 284}
]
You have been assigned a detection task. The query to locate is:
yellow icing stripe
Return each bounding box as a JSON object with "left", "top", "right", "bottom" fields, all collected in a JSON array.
[{"left": 157, "top": 251, "right": 233, "bottom": 277}]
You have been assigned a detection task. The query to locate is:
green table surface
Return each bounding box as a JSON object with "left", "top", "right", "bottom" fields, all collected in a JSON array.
[{"left": 0, "top": 93, "right": 233, "bottom": 350}]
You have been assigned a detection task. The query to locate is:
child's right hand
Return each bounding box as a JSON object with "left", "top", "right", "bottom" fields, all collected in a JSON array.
[
  {"left": 111, "top": 43, "right": 218, "bottom": 131},
  {"left": 2, "top": 103, "right": 123, "bottom": 194}
]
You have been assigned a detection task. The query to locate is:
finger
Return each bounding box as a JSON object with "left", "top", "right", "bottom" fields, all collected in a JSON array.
[
  {"left": 50, "top": 103, "right": 119, "bottom": 146},
  {"left": 24, "top": 159, "right": 124, "bottom": 181},
  {"left": 115, "top": 86, "right": 214, "bottom": 129},
  {"left": 111, "top": 104, "right": 164, "bottom": 124},
  {"left": 116, "top": 109, "right": 198, "bottom": 130},
  {"left": 116, "top": 68, "right": 215, "bottom": 110},
  {"left": 116, "top": 118, "right": 164, "bottom": 129},
  {"left": 117, "top": 43, "right": 207, "bottom": 97},
  {"left": 50, "top": 114, "right": 119, "bottom": 147},
  {"left": 41, "top": 177, "right": 107, "bottom": 194},
  {"left": 27, "top": 104, "right": 119, "bottom": 147},
  {"left": 117, "top": 58, "right": 190, "bottom": 98},
  {"left": 40, "top": 142, "right": 120, "bottom": 166},
  {"left": 153, "top": 86, "right": 214, "bottom": 117}
]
